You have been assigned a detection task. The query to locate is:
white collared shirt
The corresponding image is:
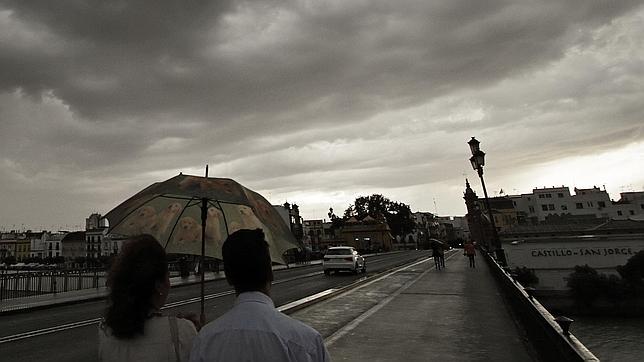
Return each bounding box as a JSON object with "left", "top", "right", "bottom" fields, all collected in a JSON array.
[{"left": 190, "top": 291, "right": 330, "bottom": 362}]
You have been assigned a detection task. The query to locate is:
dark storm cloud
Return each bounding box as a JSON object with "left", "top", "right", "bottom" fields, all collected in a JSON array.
[
  {"left": 0, "top": 0, "right": 643, "bottom": 227},
  {"left": 1, "top": 0, "right": 639, "bottom": 124}
]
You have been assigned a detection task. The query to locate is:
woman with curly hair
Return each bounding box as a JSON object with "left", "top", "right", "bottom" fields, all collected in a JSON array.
[{"left": 99, "top": 234, "right": 198, "bottom": 361}]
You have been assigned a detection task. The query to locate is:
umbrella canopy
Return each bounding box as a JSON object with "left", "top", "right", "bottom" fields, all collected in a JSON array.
[
  {"left": 104, "top": 173, "right": 298, "bottom": 264},
  {"left": 429, "top": 238, "right": 447, "bottom": 247}
]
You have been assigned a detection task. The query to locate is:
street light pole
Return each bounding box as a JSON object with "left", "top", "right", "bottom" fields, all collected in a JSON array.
[{"left": 467, "top": 137, "right": 507, "bottom": 266}]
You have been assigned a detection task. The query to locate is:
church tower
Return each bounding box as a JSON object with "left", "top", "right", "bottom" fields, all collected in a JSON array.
[{"left": 463, "top": 179, "right": 490, "bottom": 249}]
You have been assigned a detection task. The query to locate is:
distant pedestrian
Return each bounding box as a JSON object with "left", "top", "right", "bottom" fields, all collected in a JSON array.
[
  {"left": 464, "top": 241, "right": 476, "bottom": 268},
  {"left": 432, "top": 240, "right": 444, "bottom": 270},
  {"left": 99, "top": 234, "right": 199, "bottom": 362},
  {"left": 438, "top": 245, "right": 445, "bottom": 269},
  {"left": 190, "top": 229, "right": 330, "bottom": 362}
]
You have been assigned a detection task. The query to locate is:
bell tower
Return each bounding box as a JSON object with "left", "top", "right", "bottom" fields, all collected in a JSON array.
[{"left": 464, "top": 179, "right": 488, "bottom": 248}]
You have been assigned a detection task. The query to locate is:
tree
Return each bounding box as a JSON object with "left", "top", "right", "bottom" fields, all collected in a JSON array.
[
  {"left": 513, "top": 267, "right": 539, "bottom": 287},
  {"left": 617, "top": 251, "right": 644, "bottom": 285},
  {"left": 616, "top": 250, "right": 644, "bottom": 295},
  {"left": 343, "top": 194, "right": 416, "bottom": 237},
  {"left": 567, "top": 265, "right": 602, "bottom": 306}
]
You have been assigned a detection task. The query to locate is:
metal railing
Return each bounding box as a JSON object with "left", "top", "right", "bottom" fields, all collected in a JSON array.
[
  {"left": 484, "top": 253, "right": 599, "bottom": 362},
  {"left": 0, "top": 269, "right": 107, "bottom": 302}
]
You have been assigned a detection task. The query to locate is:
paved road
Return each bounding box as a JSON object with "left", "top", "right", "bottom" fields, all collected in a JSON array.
[{"left": 1, "top": 250, "right": 430, "bottom": 362}]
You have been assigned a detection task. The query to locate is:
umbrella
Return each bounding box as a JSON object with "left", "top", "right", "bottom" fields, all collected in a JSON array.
[{"left": 103, "top": 172, "right": 299, "bottom": 322}]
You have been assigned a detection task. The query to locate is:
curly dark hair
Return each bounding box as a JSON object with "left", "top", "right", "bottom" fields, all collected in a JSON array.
[{"left": 104, "top": 234, "right": 167, "bottom": 339}]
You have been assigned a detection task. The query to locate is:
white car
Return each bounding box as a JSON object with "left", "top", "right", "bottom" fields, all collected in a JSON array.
[{"left": 323, "top": 246, "right": 366, "bottom": 275}]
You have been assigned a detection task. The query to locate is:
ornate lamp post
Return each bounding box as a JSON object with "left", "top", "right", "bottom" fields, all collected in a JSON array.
[{"left": 467, "top": 137, "right": 507, "bottom": 266}]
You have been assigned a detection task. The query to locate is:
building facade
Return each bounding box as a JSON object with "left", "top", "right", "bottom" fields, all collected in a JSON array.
[
  {"left": 508, "top": 186, "right": 644, "bottom": 222},
  {"left": 45, "top": 232, "right": 65, "bottom": 258},
  {"left": 61, "top": 231, "right": 86, "bottom": 261},
  {"left": 85, "top": 213, "right": 108, "bottom": 258},
  {"left": 340, "top": 216, "right": 394, "bottom": 252}
]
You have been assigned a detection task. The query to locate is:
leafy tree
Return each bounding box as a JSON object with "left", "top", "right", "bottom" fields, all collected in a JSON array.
[
  {"left": 2, "top": 255, "right": 17, "bottom": 265},
  {"left": 513, "top": 267, "right": 539, "bottom": 287},
  {"left": 567, "top": 265, "right": 601, "bottom": 306},
  {"left": 616, "top": 250, "right": 644, "bottom": 295},
  {"left": 327, "top": 207, "right": 344, "bottom": 228},
  {"left": 601, "top": 274, "right": 628, "bottom": 305},
  {"left": 73, "top": 256, "right": 86, "bottom": 267},
  {"left": 617, "top": 251, "right": 644, "bottom": 285},
  {"left": 343, "top": 194, "right": 415, "bottom": 237}
]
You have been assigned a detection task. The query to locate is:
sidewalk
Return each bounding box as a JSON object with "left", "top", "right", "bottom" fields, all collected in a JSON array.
[
  {"left": 291, "top": 252, "right": 536, "bottom": 362},
  {"left": 0, "top": 260, "right": 322, "bottom": 314}
]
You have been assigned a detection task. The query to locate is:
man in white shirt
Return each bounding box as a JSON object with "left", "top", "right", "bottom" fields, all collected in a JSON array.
[{"left": 190, "top": 229, "right": 330, "bottom": 362}]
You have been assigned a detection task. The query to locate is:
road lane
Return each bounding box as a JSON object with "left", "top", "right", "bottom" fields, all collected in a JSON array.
[{"left": 1, "top": 250, "right": 431, "bottom": 362}]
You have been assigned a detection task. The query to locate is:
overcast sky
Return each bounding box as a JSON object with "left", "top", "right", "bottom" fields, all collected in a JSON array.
[{"left": 1, "top": 1, "right": 643, "bottom": 231}]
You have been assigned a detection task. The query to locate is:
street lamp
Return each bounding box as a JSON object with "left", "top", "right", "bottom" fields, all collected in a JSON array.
[{"left": 467, "top": 137, "right": 507, "bottom": 266}]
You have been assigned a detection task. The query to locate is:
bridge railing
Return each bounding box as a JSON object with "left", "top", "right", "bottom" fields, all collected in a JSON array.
[
  {"left": 484, "top": 253, "right": 599, "bottom": 362},
  {"left": 0, "top": 269, "right": 107, "bottom": 302}
]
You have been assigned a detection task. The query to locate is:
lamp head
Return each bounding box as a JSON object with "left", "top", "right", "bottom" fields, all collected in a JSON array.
[
  {"left": 469, "top": 150, "right": 486, "bottom": 171},
  {"left": 468, "top": 137, "right": 480, "bottom": 155}
]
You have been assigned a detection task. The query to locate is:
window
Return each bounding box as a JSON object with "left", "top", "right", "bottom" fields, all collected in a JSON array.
[
  {"left": 558, "top": 193, "right": 564, "bottom": 198},
  {"left": 617, "top": 211, "right": 623, "bottom": 216},
  {"left": 641, "top": 204, "right": 644, "bottom": 210},
  {"left": 598, "top": 201, "right": 606, "bottom": 208},
  {"left": 541, "top": 205, "right": 548, "bottom": 211},
  {"left": 587, "top": 201, "right": 593, "bottom": 207},
  {"left": 527, "top": 197, "right": 531, "bottom": 201},
  {"left": 546, "top": 193, "right": 552, "bottom": 198},
  {"left": 529, "top": 206, "right": 535, "bottom": 213},
  {"left": 576, "top": 203, "right": 583, "bottom": 209},
  {"left": 630, "top": 210, "right": 635, "bottom": 215},
  {"left": 548, "top": 204, "right": 555, "bottom": 211},
  {"left": 538, "top": 194, "right": 544, "bottom": 199}
]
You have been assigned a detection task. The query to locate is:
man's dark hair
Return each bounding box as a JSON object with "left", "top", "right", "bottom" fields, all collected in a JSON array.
[{"left": 222, "top": 228, "right": 273, "bottom": 293}]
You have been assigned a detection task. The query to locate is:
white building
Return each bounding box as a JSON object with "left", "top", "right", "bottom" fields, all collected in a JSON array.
[
  {"left": 508, "top": 186, "right": 644, "bottom": 222},
  {"left": 45, "top": 232, "right": 65, "bottom": 258},
  {"left": 436, "top": 216, "right": 470, "bottom": 242},
  {"left": 86, "top": 213, "right": 108, "bottom": 258},
  {"left": 612, "top": 191, "right": 644, "bottom": 219},
  {"left": 102, "top": 233, "right": 126, "bottom": 256},
  {"left": 29, "top": 232, "right": 48, "bottom": 258}
]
